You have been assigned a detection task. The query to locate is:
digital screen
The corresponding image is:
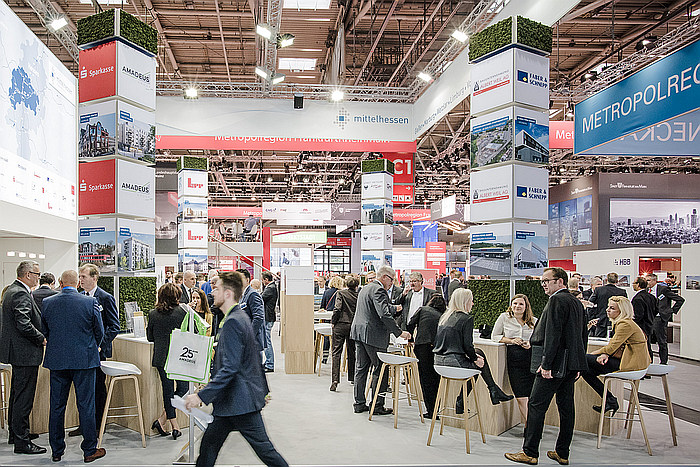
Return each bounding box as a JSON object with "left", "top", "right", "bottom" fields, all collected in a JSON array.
[
  {"left": 0, "top": 1, "right": 76, "bottom": 220},
  {"left": 610, "top": 198, "right": 700, "bottom": 245},
  {"left": 548, "top": 194, "right": 592, "bottom": 247}
]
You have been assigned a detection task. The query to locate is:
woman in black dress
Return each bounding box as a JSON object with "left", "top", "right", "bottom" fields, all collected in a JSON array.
[
  {"left": 491, "top": 294, "right": 537, "bottom": 424},
  {"left": 433, "top": 288, "right": 513, "bottom": 414},
  {"left": 407, "top": 292, "right": 445, "bottom": 418},
  {"left": 146, "top": 283, "right": 188, "bottom": 439}
]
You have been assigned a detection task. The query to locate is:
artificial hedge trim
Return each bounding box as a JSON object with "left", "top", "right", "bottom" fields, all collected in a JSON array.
[
  {"left": 77, "top": 8, "right": 158, "bottom": 55},
  {"left": 177, "top": 155, "right": 208, "bottom": 172},
  {"left": 361, "top": 159, "right": 395, "bottom": 174},
  {"left": 119, "top": 10, "right": 158, "bottom": 55},
  {"left": 516, "top": 16, "right": 553, "bottom": 56},
  {"left": 468, "top": 15, "right": 552, "bottom": 62},
  {"left": 77, "top": 9, "right": 115, "bottom": 47},
  {"left": 97, "top": 275, "right": 157, "bottom": 330}
]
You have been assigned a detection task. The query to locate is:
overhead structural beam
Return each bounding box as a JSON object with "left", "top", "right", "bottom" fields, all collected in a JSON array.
[
  {"left": 141, "top": 0, "right": 181, "bottom": 78},
  {"left": 353, "top": 0, "right": 402, "bottom": 85},
  {"left": 559, "top": 0, "right": 613, "bottom": 23},
  {"left": 214, "top": 0, "right": 232, "bottom": 82},
  {"left": 23, "top": 0, "right": 79, "bottom": 61}
]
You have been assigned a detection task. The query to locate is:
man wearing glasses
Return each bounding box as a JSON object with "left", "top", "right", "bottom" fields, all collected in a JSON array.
[
  {"left": 394, "top": 271, "right": 436, "bottom": 331},
  {"left": 0, "top": 261, "right": 47, "bottom": 455},
  {"left": 351, "top": 265, "right": 411, "bottom": 415},
  {"left": 506, "top": 267, "right": 588, "bottom": 465}
]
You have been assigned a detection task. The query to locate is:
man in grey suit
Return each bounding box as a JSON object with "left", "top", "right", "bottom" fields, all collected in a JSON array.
[
  {"left": 447, "top": 270, "right": 464, "bottom": 303},
  {"left": 647, "top": 273, "right": 684, "bottom": 364},
  {"left": 0, "top": 261, "right": 47, "bottom": 455},
  {"left": 394, "top": 271, "right": 436, "bottom": 331},
  {"left": 351, "top": 265, "right": 411, "bottom": 415}
]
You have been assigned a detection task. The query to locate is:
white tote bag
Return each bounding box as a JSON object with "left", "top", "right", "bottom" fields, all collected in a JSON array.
[{"left": 165, "top": 311, "right": 213, "bottom": 384}]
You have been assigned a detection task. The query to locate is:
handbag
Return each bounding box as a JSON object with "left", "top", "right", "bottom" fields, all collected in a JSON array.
[
  {"left": 530, "top": 345, "right": 568, "bottom": 378},
  {"left": 165, "top": 309, "right": 214, "bottom": 384}
]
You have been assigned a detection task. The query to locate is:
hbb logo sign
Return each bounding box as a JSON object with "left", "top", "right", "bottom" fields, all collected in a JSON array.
[
  {"left": 78, "top": 41, "right": 116, "bottom": 103},
  {"left": 382, "top": 153, "right": 414, "bottom": 184},
  {"left": 78, "top": 159, "right": 116, "bottom": 216}
]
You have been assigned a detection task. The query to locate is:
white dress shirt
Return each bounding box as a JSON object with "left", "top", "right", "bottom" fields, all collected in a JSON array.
[
  {"left": 408, "top": 287, "right": 424, "bottom": 323},
  {"left": 84, "top": 286, "right": 97, "bottom": 297},
  {"left": 491, "top": 313, "right": 537, "bottom": 343}
]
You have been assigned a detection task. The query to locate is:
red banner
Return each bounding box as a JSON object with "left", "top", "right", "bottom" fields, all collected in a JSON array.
[
  {"left": 411, "top": 269, "right": 438, "bottom": 290},
  {"left": 326, "top": 237, "right": 352, "bottom": 247},
  {"left": 393, "top": 184, "right": 414, "bottom": 205},
  {"left": 394, "top": 209, "right": 430, "bottom": 222},
  {"left": 78, "top": 159, "right": 116, "bottom": 215},
  {"left": 382, "top": 153, "right": 414, "bottom": 184},
  {"left": 78, "top": 41, "right": 116, "bottom": 103},
  {"left": 425, "top": 242, "right": 447, "bottom": 274},
  {"left": 549, "top": 121, "right": 574, "bottom": 149},
  {"left": 209, "top": 206, "right": 264, "bottom": 218},
  {"left": 156, "top": 135, "right": 417, "bottom": 153}
]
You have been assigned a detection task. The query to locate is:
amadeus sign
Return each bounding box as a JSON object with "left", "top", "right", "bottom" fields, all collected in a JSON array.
[{"left": 575, "top": 38, "right": 700, "bottom": 154}]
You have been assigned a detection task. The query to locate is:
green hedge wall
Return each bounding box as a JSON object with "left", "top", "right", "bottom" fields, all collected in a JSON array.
[
  {"left": 119, "top": 10, "right": 158, "bottom": 55},
  {"left": 177, "top": 155, "right": 208, "bottom": 172},
  {"left": 96, "top": 276, "right": 114, "bottom": 295},
  {"left": 516, "top": 16, "right": 553, "bottom": 55},
  {"left": 467, "top": 279, "right": 510, "bottom": 327},
  {"left": 118, "top": 277, "right": 157, "bottom": 330},
  {"left": 515, "top": 279, "right": 548, "bottom": 318},
  {"left": 361, "top": 159, "right": 394, "bottom": 174},
  {"left": 469, "top": 16, "right": 512, "bottom": 62},
  {"left": 77, "top": 9, "right": 115, "bottom": 46}
]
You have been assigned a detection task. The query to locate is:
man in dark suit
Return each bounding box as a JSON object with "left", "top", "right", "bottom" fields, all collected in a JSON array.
[
  {"left": 179, "top": 270, "right": 198, "bottom": 304},
  {"left": 184, "top": 271, "right": 288, "bottom": 467},
  {"left": 582, "top": 276, "right": 602, "bottom": 302},
  {"left": 506, "top": 267, "right": 588, "bottom": 465},
  {"left": 236, "top": 269, "right": 265, "bottom": 352},
  {"left": 647, "top": 273, "right": 685, "bottom": 364},
  {"left": 447, "top": 270, "right": 464, "bottom": 303},
  {"left": 261, "top": 271, "right": 278, "bottom": 372},
  {"left": 42, "top": 270, "right": 106, "bottom": 463},
  {"left": 31, "top": 272, "right": 58, "bottom": 311},
  {"left": 68, "top": 264, "right": 120, "bottom": 438},
  {"left": 588, "top": 272, "right": 627, "bottom": 337},
  {"left": 631, "top": 276, "right": 657, "bottom": 360},
  {"left": 350, "top": 265, "right": 412, "bottom": 415},
  {"left": 394, "top": 271, "right": 436, "bottom": 331},
  {"left": 0, "top": 260, "right": 46, "bottom": 454}
]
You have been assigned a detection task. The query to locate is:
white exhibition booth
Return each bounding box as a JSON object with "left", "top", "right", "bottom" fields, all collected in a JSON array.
[{"left": 681, "top": 243, "right": 700, "bottom": 360}]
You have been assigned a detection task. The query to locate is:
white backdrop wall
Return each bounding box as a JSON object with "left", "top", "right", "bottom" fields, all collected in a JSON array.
[{"left": 681, "top": 243, "right": 700, "bottom": 360}]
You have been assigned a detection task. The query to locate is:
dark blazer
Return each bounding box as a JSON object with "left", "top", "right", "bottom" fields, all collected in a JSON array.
[
  {"left": 146, "top": 305, "right": 187, "bottom": 367},
  {"left": 589, "top": 283, "right": 628, "bottom": 332},
  {"left": 239, "top": 286, "right": 265, "bottom": 350},
  {"left": 333, "top": 288, "right": 359, "bottom": 325},
  {"left": 93, "top": 286, "right": 120, "bottom": 359},
  {"left": 32, "top": 285, "right": 58, "bottom": 311},
  {"left": 0, "top": 280, "right": 45, "bottom": 366},
  {"left": 261, "top": 282, "right": 278, "bottom": 323},
  {"left": 407, "top": 305, "right": 442, "bottom": 346},
  {"left": 631, "top": 290, "right": 657, "bottom": 337},
  {"left": 350, "top": 281, "right": 402, "bottom": 349},
  {"left": 440, "top": 276, "right": 450, "bottom": 301},
  {"left": 41, "top": 288, "right": 103, "bottom": 370},
  {"left": 447, "top": 280, "right": 462, "bottom": 302},
  {"left": 320, "top": 287, "right": 339, "bottom": 311},
  {"left": 198, "top": 304, "right": 269, "bottom": 417},
  {"left": 394, "top": 287, "right": 437, "bottom": 331},
  {"left": 433, "top": 312, "right": 478, "bottom": 360},
  {"left": 179, "top": 284, "right": 193, "bottom": 304},
  {"left": 653, "top": 283, "right": 684, "bottom": 318},
  {"left": 530, "top": 288, "right": 588, "bottom": 374}
]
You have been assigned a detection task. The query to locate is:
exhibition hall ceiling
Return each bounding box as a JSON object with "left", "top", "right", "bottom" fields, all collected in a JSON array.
[{"left": 9, "top": 0, "right": 700, "bottom": 206}]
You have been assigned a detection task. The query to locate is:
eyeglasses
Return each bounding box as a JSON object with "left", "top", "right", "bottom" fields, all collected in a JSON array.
[
  {"left": 540, "top": 278, "right": 556, "bottom": 285},
  {"left": 28, "top": 271, "right": 41, "bottom": 276}
]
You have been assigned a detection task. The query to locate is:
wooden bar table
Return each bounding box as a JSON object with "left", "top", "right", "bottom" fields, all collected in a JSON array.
[{"left": 30, "top": 366, "right": 79, "bottom": 434}]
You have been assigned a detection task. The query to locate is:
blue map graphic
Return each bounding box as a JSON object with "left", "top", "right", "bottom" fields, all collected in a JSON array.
[{"left": 9, "top": 67, "right": 39, "bottom": 114}]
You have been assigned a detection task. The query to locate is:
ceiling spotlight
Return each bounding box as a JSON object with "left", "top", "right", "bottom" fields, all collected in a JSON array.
[
  {"left": 256, "top": 24, "right": 273, "bottom": 40},
  {"left": 319, "top": 197, "right": 325, "bottom": 202},
  {"left": 277, "top": 33, "right": 295, "bottom": 48},
  {"left": 255, "top": 66, "right": 269, "bottom": 80},
  {"left": 251, "top": 194, "right": 257, "bottom": 201},
  {"left": 184, "top": 87, "right": 198, "bottom": 99},
  {"left": 418, "top": 72, "right": 433, "bottom": 83},
  {"left": 271, "top": 73, "right": 286, "bottom": 84},
  {"left": 331, "top": 89, "right": 344, "bottom": 101},
  {"left": 338, "top": 177, "right": 345, "bottom": 184},
  {"left": 451, "top": 177, "right": 458, "bottom": 184},
  {"left": 451, "top": 30, "right": 468, "bottom": 43},
  {"left": 49, "top": 16, "right": 68, "bottom": 31},
  {"left": 267, "top": 176, "right": 273, "bottom": 183},
  {"left": 297, "top": 195, "right": 302, "bottom": 201}
]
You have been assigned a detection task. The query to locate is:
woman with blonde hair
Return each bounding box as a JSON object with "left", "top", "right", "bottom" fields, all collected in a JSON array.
[
  {"left": 582, "top": 295, "right": 650, "bottom": 415},
  {"left": 492, "top": 294, "right": 537, "bottom": 423},
  {"left": 433, "top": 288, "right": 513, "bottom": 412}
]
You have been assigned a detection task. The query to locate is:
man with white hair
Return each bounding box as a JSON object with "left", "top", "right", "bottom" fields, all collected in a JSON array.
[
  {"left": 394, "top": 271, "right": 436, "bottom": 331},
  {"left": 201, "top": 269, "right": 219, "bottom": 295},
  {"left": 350, "top": 265, "right": 411, "bottom": 415}
]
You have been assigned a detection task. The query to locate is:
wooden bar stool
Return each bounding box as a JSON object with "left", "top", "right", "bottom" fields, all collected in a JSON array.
[
  {"left": 428, "top": 365, "right": 485, "bottom": 454},
  {"left": 98, "top": 361, "right": 146, "bottom": 449},
  {"left": 368, "top": 352, "right": 424, "bottom": 428},
  {"left": 645, "top": 364, "right": 677, "bottom": 446},
  {"left": 313, "top": 324, "right": 332, "bottom": 377},
  {"left": 596, "top": 368, "right": 651, "bottom": 455},
  {"left": 364, "top": 345, "right": 407, "bottom": 400},
  {"left": 0, "top": 363, "right": 10, "bottom": 429}
]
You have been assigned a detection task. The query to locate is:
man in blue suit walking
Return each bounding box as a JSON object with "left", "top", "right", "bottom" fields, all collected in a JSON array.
[
  {"left": 185, "top": 271, "right": 287, "bottom": 467},
  {"left": 42, "top": 270, "right": 106, "bottom": 463},
  {"left": 236, "top": 268, "right": 265, "bottom": 351}
]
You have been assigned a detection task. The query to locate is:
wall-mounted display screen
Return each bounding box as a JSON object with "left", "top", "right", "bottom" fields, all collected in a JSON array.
[
  {"left": 609, "top": 198, "right": 700, "bottom": 245},
  {"left": 548, "top": 194, "right": 593, "bottom": 247}
]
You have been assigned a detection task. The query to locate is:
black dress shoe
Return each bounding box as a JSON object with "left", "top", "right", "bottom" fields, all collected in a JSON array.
[
  {"left": 151, "top": 419, "right": 170, "bottom": 436},
  {"left": 68, "top": 427, "right": 82, "bottom": 437},
  {"left": 172, "top": 429, "right": 182, "bottom": 440},
  {"left": 372, "top": 406, "right": 393, "bottom": 416},
  {"left": 264, "top": 368, "right": 274, "bottom": 373},
  {"left": 424, "top": 412, "right": 440, "bottom": 420},
  {"left": 593, "top": 398, "right": 619, "bottom": 416},
  {"left": 14, "top": 442, "right": 47, "bottom": 455},
  {"left": 490, "top": 387, "right": 515, "bottom": 405},
  {"left": 353, "top": 404, "right": 370, "bottom": 413},
  {"left": 8, "top": 433, "right": 39, "bottom": 444},
  {"left": 52, "top": 454, "right": 62, "bottom": 462}
]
